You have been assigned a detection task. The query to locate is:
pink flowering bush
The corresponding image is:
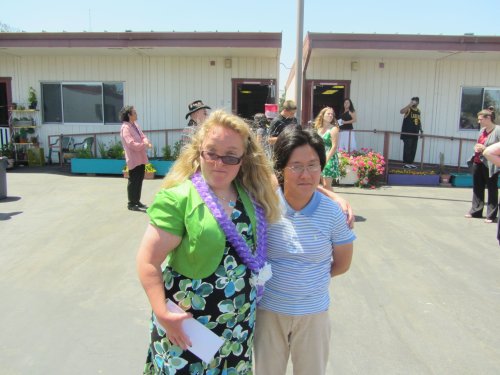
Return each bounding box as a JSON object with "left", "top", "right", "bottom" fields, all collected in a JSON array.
[{"left": 339, "top": 148, "right": 385, "bottom": 188}]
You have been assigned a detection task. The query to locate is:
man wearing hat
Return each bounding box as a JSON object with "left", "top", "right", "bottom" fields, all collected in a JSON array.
[
  {"left": 181, "top": 100, "right": 211, "bottom": 146},
  {"left": 400, "top": 96, "right": 423, "bottom": 169}
]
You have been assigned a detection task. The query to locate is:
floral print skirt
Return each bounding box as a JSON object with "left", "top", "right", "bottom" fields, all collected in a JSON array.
[
  {"left": 322, "top": 150, "right": 340, "bottom": 179},
  {"left": 144, "top": 202, "right": 256, "bottom": 375}
]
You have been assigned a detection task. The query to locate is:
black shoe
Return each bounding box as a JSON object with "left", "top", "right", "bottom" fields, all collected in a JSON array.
[
  {"left": 137, "top": 202, "right": 148, "bottom": 209},
  {"left": 128, "top": 205, "right": 143, "bottom": 211}
]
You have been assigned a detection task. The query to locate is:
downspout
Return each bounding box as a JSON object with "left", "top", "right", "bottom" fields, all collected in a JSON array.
[
  {"left": 301, "top": 34, "right": 312, "bottom": 125},
  {"left": 294, "top": 0, "right": 304, "bottom": 123}
]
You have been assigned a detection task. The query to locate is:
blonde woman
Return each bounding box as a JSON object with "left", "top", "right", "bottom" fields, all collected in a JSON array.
[
  {"left": 137, "top": 110, "right": 281, "bottom": 374},
  {"left": 314, "top": 107, "right": 340, "bottom": 190}
]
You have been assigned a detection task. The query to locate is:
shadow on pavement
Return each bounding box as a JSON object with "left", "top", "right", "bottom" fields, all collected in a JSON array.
[
  {"left": 0, "top": 196, "right": 21, "bottom": 203},
  {"left": 0, "top": 211, "right": 23, "bottom": 221}
]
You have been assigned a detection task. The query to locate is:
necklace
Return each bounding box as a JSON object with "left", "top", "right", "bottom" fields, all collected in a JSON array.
[
  {"left": 191, "top": 172, "right": 268, "bottom": 269},
  {"left": 214, "top": 193, "right": 236, "bottom": 208},
  {"left": 191, "top": 171, "right": 272, "bottom": 300}
]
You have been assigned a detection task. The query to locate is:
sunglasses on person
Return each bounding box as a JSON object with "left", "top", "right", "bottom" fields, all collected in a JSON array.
[{"left": 201, "top": 151, "right": 243, "bottom": 165}]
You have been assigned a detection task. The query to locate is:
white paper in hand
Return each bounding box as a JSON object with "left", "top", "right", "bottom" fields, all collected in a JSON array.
[{"left": 163, "top": 299, "right": 225, "bottom": 363}]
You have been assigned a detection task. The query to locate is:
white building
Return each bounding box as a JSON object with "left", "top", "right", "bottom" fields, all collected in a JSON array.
[
  {"left": 0, "top": 31, "right": 281, "bottom": 161},
  {"left": 286, "top": 33, "right": 500, "bottom": 166}
]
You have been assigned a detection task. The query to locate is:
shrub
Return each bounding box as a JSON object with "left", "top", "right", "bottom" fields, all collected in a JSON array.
[{"left": 339, "top": 148, "right": 385, "bottom": 188}]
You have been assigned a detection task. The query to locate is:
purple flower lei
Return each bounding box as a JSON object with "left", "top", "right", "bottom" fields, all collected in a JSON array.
[{"left": 191, "top": 171, "right": 267, "bottom": 273}]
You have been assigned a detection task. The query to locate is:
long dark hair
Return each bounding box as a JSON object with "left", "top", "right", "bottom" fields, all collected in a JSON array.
[
  {"left": 273, "top": 126, "right": 326, "bottom": 187},
  {"left": 344, "top": 98, "right": 355, "bottom": 112}
]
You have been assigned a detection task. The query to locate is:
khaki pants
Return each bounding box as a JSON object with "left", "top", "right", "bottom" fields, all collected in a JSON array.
[{"left": 254, "top": 308, "right": 331, "bottom": 375}]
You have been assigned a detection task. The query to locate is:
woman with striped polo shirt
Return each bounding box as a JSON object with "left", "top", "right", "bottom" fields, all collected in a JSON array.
[{"left": 255, "top": 126, "right": 356, "bottom": 375}]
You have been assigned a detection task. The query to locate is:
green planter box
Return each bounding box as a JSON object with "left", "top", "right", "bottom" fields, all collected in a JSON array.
[
  {"left": 450, "top": 173, "right": 500, "bottom": 187},
  {"left": 71, "top": 158, "right": 124, "bottom": 175},
  {"left": 150, "top": 160, "right": 174, "bottom": 176},
  {"left": 71, "top": 158, "right": 174, "bottom": 176},
  {"left": 387, "top": 174, "right": 440, "bottom": 186}
]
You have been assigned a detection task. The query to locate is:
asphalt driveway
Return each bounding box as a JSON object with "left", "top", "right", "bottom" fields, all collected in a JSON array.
[{"left": 0, "top": 168, "right": 498, "bottom": 374}]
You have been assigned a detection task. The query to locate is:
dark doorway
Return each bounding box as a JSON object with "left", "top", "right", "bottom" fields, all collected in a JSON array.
[
  {"left": 232, "top": 79, "right": 276, "bottom": 121},
  {"left": 312, "top": 83, "right": 345, "bottom": 120},
  {"left": 0, "top": 79, "right": 11, "bottom": 127},
  {"left": 302, "top": 79, "right": 350, "bottom": 125}
]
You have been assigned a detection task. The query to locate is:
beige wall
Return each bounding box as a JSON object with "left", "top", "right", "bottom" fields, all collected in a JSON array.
[
  {"left": 0, "top": 54, "right": 278, "bottom": 156},
  {"left": 295, "top": 56, "right": 500, "bottom": 166}
]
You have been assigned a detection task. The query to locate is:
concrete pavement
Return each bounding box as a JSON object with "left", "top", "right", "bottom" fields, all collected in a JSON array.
[{"left": 0, "top": 167, "right": 499, "bottom": 374}]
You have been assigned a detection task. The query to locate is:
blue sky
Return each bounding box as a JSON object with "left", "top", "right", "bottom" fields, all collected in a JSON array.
[{"left": 3, "top": 0, "right": 499, "bottom": 92}]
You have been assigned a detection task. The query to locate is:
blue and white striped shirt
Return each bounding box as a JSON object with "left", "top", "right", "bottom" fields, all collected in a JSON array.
[{"left": 259, "top": 190, "right": 356, "bottom": 315}]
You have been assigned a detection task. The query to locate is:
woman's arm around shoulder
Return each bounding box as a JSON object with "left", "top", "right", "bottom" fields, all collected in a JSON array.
[
  {"left": 483, "top": 142, "right": 500, "bottom": 167},
  {"left": 317, "top": 185, "right": 354, "bottom": 228}
]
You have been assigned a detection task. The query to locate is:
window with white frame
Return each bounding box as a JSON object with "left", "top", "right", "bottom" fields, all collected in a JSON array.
[
  {"left": 41, "top": 82, "right": 124, "bottom": 124},
  {"left": 459, "top": 86, "right": 500, "bottom": 130}
]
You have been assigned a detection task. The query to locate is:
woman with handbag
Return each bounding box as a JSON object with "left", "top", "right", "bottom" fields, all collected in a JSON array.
[
  {"left": 483, "top": 141, "right": 500, "bottom": 244},
  {"left": 465, "top": 109, "right": 500, "bottom": 223}
]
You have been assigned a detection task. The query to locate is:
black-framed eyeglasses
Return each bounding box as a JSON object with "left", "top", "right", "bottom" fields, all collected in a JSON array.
[
  {"left": 286, "top": 163, "right": 322, "bottom": 174},
  {"left": 201, "top": 151, "right": 243, "bottom": 165}
]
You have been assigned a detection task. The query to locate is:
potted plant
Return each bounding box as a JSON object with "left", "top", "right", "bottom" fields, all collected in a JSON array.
[
  {"left": 19, "top": 128, "right": 28, "bottom": 143},
  {"left": 28, "top": 86, "right": 38, "bottom": 109},
  {"left": 388, "top": 168, "right": 440, "bottom": 186},
  {"left": 122, "top": 163, "right": 157, "bottom": 179},
  {"left": 438, "top": 152, "right": 451, "bottom": 186},
  {"left": 13, "top": 117, "right": 33, "bottom": 126},
  {"left": 338, "top": 148, "right": 385, "bottom": 188},
  {"left": 105, "top": 138, "right": 124, "bottom": 159},
  {"left": 145, "top": 163, "right": 156, "bottom": 179},
  {"left": 30, "top": 135, "right": 39, "bottom": 147},
  {"left": 75, "top": 148, "right": 92, "bottom": 159}
]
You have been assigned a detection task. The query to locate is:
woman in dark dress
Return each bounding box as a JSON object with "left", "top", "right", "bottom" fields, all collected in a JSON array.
[
  {"left": 338, "top": 98, "right": 357, "bottom": 152},
  {"left": 137, "top": 110, "right": 280, "bottom": 374}
]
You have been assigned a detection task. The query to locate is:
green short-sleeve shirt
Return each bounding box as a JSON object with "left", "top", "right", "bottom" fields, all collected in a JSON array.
[{"left": 147, "top": 179, "right": 257, "bottom": 279}]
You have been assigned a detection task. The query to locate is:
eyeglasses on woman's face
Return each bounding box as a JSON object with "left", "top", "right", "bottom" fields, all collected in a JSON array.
[
  {"left": 285, "top": 163, "right": 322, "bottom": 174},
  {"left": 201, "top": 151, "right": 242, "bottom": 165}
]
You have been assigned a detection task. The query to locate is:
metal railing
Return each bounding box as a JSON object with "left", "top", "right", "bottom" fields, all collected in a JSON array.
[
  {"left": 47, "top": 128, "right": 184, "bottom": 166},
  {"left": 342, "top": 129, "right": 477, "bottom": 182},
  {"left": 47, "top": 127, "right": 478, "bottom": 182}
]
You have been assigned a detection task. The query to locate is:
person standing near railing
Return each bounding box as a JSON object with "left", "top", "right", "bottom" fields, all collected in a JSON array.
[
  {"left": 339, "top": 98, "right": 358, "bottom": 152},
  {"left": 120, "top": 105, "right": 152, "bottom": 212},
  {"left": 465, "top": 109, "right": 500, "bottom": 223},
  {"left": 400, "top": 96, "right": 423, "bottom": 169},
  {"left": 484, "top": 140, "right": 500, "bottom": 244}
]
